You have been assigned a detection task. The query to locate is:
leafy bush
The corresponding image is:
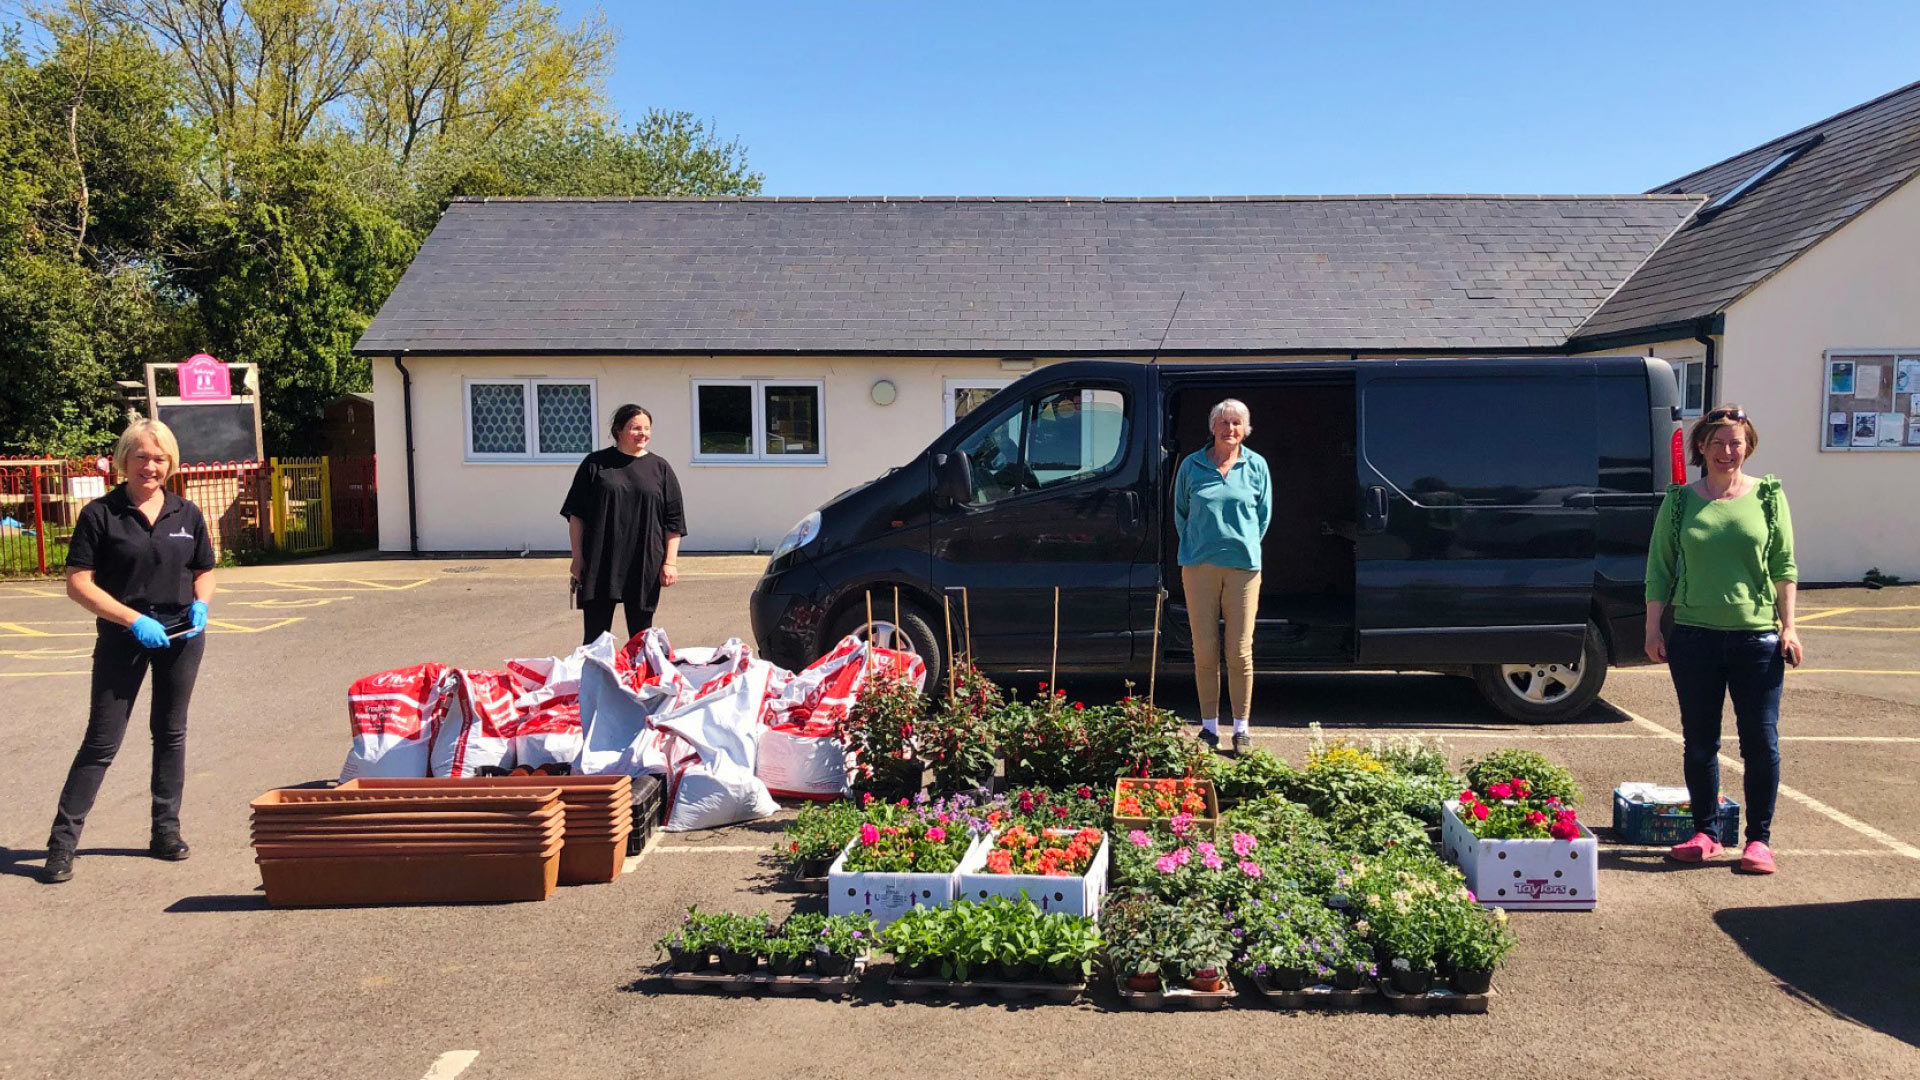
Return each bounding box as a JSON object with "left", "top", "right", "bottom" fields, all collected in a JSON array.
[
  {"left": 920, "top": 665, "right": 1002, "bottom": 794},
  {"left": 778, "top": 799, "right": 864, "bottom": 867},
  {"left": 1211, "top": 747, "right": 1297, "bottom": 801},
  {"left": 1463, "top": 748, "right": 1580, "bottom": 806}
]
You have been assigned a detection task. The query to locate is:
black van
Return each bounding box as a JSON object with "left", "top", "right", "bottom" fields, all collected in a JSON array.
[{"left": 751, "top": 357, "right": 1683, "bottom": 721}]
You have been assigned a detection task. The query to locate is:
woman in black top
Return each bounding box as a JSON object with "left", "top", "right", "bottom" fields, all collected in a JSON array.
[
  {"left": 42, "top": 419, "right": 216, "bottom": 884},
  {"left": 562, "top": 404, "right": 687, "bottom": 645}
]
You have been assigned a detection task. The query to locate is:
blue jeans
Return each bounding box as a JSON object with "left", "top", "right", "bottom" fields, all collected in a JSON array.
[{"left": 1666, "top": 624, "right": 1783, "bottom": 844}]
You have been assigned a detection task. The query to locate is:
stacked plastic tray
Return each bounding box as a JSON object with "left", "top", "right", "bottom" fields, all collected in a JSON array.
[
  {"left": 251, "top": 787, "right": 565, "bottom": 907},
  {"left": 339, "top": 775, "right": 634, "bottom": 884}
]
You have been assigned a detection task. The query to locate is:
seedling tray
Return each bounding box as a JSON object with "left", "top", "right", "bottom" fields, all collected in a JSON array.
[
  {"left": 787, "top": 871, "right": 829, "bottom": 894},
  {"left": 1378, "top": 981, "right": 1493, "bottom": 1014},
  {"left": 887, "top": 973, "right": 1083, "bottom": 1004},
  {"left": 1112, "top": 974, "right": 1233, "bottom": 1011},
  {"left": 653, "top": 957, "right": 866, "bottom": 999},
  {"left": 1250, "top": 979, "right": 1378, "bottom": 1010}
]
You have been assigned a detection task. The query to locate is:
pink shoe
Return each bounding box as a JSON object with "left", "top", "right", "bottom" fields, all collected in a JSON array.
[
  {"left": 1738, "top": 841, "right": 1777, "bottom": 875},
  {"left": 1668, "top": 832, "right": 1725, "bottom": 863}
]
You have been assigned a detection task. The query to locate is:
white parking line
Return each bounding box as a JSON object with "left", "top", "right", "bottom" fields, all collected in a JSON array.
[
  {"left": 1617, "top": 706, "right": 1920, "bottom": 860},
  {"left": 1248, "top": 730, "right": 1652, "bottom": 740},
  {"left": 651, "top": 845, "right": 768, "bottom": 854},
  {"left": 1606, "top": 846, "right": 1893, "bottom": 857},
  {"left": 419, "top": 1051, "right": 478, "bottom": 1080}
]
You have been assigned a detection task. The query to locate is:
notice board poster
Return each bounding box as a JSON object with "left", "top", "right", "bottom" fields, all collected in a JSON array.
[{"left": 1824, "top": 352, "right": 1919, "bottom": 451}]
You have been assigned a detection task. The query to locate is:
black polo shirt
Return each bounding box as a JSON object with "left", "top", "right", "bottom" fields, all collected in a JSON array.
[{"left": 66, "top": 485, "right": 216, "bottom": 618}]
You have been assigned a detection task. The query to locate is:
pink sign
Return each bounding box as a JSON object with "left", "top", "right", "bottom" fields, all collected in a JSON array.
[{"left": 179, "top": 353, "right": 232, "bottom": 401}]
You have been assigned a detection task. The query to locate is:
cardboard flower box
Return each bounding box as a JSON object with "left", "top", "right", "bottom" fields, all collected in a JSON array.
[
  {"left": 1440, "top": 800, "right": 1597, "bottom": 912},
  {"left": 827, "top": 835, "right": 980, "bottom": 929},
  {"left": 955, "top": 828, "right": 1111, "bottom": 918},
  {"left": 1111, "top": 777, "right": 1219, "bottom": 835}
]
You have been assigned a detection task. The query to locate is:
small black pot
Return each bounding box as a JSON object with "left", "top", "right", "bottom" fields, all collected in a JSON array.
[
  {"left": 1263, "top": 966, "right": 1309, "bottom": 992},
  {"left": 1331, "top": 967, "right": 1364, "bottom": 990},
  {"left": 814, "top": 950, "right": 855, "bottom": 977},
  {"left": 997, "top": 959, "right": 1037, "bottom": 983},
  {"left": 797, "top": 857, "right": 832, "bottom": 879},
  {"left": 1388, "top": 959, "right": 1434, "bottom": 995},
  {"left": 893, "top": 956, "right": 932, "bottom": 980},
  {"left": 767, "top": 952, "right": 804, "bottom": 977},
  {"left": 666, "top": 945, "right": 710, "bottom": 973},
  {"left": 718, "top": 948, "right": 760, "bottom": 975},
  {"left": 1450, "top": 966, "right": 1495, "bottom": 995},
  {"left": 1045, "top": 960, "right": 1084, "bottom": 985}
]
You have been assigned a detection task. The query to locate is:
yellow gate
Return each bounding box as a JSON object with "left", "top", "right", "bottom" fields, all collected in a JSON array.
[{"left": 270, "top": 457, "right": 333, "bottom": 554}]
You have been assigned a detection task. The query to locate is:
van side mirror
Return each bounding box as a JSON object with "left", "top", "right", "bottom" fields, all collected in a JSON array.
[{"left": 933, "top": 452, "right": 973, "bottom": 507}]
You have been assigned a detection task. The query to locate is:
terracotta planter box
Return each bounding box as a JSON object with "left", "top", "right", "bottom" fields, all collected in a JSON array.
[
  {"left": 253, "top": 788, "right": 563, "bottom": 814},
  {"left": 558, "top": 831, "right": 633, "bottom": 885},
  {"left": 251, "top": 828, "right": 563, "bottom": 846},
  {"left": 258, "top": 850, "right": 561, "bottom": 907},
  {"left": 254, "top": 836, "right": 564, "bottom": 858},
  {"left": 250, "top": 810, "right": 561, "bottom": 830}
]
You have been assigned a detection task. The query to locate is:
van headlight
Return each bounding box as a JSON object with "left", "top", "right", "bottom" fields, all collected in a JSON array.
[{"left": 769, "top": 511, "right": 822, "bottom": 564}]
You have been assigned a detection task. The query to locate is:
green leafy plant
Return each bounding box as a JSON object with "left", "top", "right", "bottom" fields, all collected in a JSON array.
[
  {"left": 1441, "top": 904, "right": 1518, "bottom": 973},
  {"left": 920, "top": 665, "right": 1003, "bottom": 793},
  {"left": 1463, "top": 748, "right": 1580, "bottom": 807},
  {"left": 810, "top": 913, "right": 876, "bottom": 958},
  {"left": 840, "top": 667, "right": 924, "bottom": 787},
  {"left": 653, "top": 905, "right": 731, "bottom": 958},
  {"left": 841, "top": 799, "right": 973, "bottom": 873},
  {"left": 779, "top": 799, "right": 864, "bottom": 869},
  {"left": 1211, "top": 747, "right": 1297, "bottom": 801}
]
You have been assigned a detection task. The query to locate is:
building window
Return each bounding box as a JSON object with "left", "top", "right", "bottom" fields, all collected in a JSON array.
[
  {"left": 692, "top": 379, "right": 826, "bottom": 464},
  {"left": 944, "top": 378, "right": 1014, "bottom": 427},
  {"left": 464, "top": 378, "right": 597, "bottom": 462},
  {"left": 1671, "top": 360, "right": 1705, "bottom": 417}
]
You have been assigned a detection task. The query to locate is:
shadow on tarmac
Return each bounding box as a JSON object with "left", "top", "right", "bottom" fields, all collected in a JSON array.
[
  {"left": 1716, "top": 899, "right": 1920, "bottom": 1049},
  {"left": 0, "top": 845, "right": 152, "bottom": 880},
  {"left": 165, "top": 894, "right": 268, "bottom": 914}
]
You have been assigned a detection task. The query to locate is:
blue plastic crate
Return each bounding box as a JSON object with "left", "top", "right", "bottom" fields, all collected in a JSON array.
[{"left": 1612, "top": 789, "right": 1740, "bottom": 846}]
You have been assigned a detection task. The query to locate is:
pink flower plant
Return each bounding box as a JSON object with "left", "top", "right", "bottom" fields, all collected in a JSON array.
[
  {"left": 1127, "top": 829, "right": 1152, "bottom": 848},
  {"left": 1230, "top": 832, "right": 1257, "bottom": 857},
  {"left": 858, "top": 822, "right": 880, "bottom": 846},
  {"left": 925, "top": 826, "right": 947, "bottom": 843},
  {"left": 1201, "top": 853, "right": 1224, "bottom": 871},
  {"left": 1155, "top": 854, "right": 1180, "bottom": 874},
  {"left": 1170, "top": 812, "right": 1194, "bottom": 836},
  {"left": 1239, "top": 860, "right": 1262, "bottom": 878}
]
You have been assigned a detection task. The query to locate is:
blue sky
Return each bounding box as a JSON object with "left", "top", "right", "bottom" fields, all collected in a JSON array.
[{"left": 570, "top": 0, "right": 1920, "bottom": 196}]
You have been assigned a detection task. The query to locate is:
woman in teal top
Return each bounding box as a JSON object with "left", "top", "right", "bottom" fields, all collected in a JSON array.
[
  {"left": 1644, "top": 404, "right": 1800, "bottom": 875},
  {"left": 1174, "top": 398, "right": 1273, "bottom": 757}
]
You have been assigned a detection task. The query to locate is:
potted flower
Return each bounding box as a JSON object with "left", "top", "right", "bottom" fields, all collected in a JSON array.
[
  {"left": 921, "top": 665, "right": 1002, "bottom": 795},
  {"left": 993, "top": 909, "right": 1047, "bottom": 982},
  {"left": 654, "top": 907, "right": 726, "bottom": 973},
  {"left": 780, "top": 799, "right": 863, "bottom": 879},
  {"left": 880, "top": 906, "right": 948, "bottom": 980},
  {"left": 1319, "top": 931, "right": 1376, "bottom": 991},
  {"left": 764, "top": 930, "right": 809, "bottom": 976},
  {"left": 716, "top": 912, "right": 771, "bottom": 975},
  {"left": 1099, "top": 891, "right": 1170, "bottom": 992},
  {"left": 1038, "top": 913, "right": 1102, "bottom": 985},
  {"left": 840, "top": 668, "right": 925, "bottom": 799},
  {"left": 1163, "top": 902, "right": 1234, "bottom": 992},
  {"left": 1441, "top": 904, "right": 1516, "bottom": 994},
  {"left": 810, "top": 912, "right": 875, "bottom": 977}
]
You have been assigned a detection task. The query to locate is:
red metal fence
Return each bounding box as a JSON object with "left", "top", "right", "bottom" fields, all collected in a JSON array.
[{"left": 1, "top": 455, "right": 375, "bottom": 575}]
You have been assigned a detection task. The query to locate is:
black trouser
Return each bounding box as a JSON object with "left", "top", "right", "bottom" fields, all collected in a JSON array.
[
  {"left": 581, "top": 600, "right": 655, "bottom": 646},
  {"left": 1667, "top": 624, "right": 1783, "bottom": 844},
  {"left": 49, "top": 625, "right": 206, "bottom": 852}
]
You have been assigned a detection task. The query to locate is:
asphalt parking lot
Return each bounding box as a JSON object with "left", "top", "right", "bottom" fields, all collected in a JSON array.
[{"left": 2, "top": 558, "right": 1917, "bottom": 1080}]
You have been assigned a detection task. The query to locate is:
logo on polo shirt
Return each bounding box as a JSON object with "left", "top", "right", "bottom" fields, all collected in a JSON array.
[{"left": 168, "top": 528, "right": 193, "bottom": 540}]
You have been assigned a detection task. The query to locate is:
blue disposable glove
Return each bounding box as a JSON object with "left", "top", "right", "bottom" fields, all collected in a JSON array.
[
  {"left": 185, "top": 601, "right": 209, "bottom": 638},
  {"left": 130, "top": 615, "right": 171, "bottom": 650}
]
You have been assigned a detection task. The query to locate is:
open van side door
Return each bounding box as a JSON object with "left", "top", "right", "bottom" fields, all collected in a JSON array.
[{"left": 1353, "top": 360, "right": 1600, "bottom": 666}]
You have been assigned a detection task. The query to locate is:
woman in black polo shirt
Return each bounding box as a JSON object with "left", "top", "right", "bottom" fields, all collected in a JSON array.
[
  {"left": 40, "top": 419, "right": 216, "bottom": 884},
  {"left": 562, "top": 404, "right": 686, "bottom": 645}
]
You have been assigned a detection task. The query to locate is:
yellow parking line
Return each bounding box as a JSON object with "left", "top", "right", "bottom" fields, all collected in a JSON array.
[
  {"left": 342, "top": 578, "right": 431, "bottom": 590},
  {"left": 264, "top": 580, "right": 327, "bottom": 591},
  {"left": 0, "top": 618, "right": 302, "bottom": 638},
  {"left": 1793, "top": 607, "right": 1857, "bottom": 623},
  {"left": 1613, "top": 667, "right": 1920, "bottom": 676},
  {"left": 1801, "top": 625, "right": 1920, "bottom": 632},
  {"left": 0, "top": 622, "right": 51, "bottom": 637},
  {"left": 0, "top": 670, "right": 87, "bottom": 678}
]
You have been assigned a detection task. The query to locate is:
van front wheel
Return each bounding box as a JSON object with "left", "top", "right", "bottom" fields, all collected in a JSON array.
[
  {"left": 1470, "top": 622, "right": 1608, "bottom": 723},
  {"left": 824, "top": 600, "right": 944, "bottom": 696}
]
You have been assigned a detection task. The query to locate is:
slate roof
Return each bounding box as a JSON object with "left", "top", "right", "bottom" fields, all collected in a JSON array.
[
  {"left": 354, "top": 195, "right": 1700, "bottom": 356},
  {"left": 1576, "top": 79, "right": 1920, "bottom": 342}
]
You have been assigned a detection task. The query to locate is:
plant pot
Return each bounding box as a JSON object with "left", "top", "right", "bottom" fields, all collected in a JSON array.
[
  {"left": 1186, "top": 969, "right": 1226, "bottom": 993},
  {"left": 813, "top": 950, "right": 855, "bottom": 978},
  {"left": 1262, "top": 966, "right": 1309, "bottom": 992},
  {"left": 1045, "top": 960, "right": 1084, "bottom": 985},
  {"left": 997, "top": 959, "right": 1037, "bottom": 983},
  {"left": 718, "top": 947, "right": 760, "bottom": 975},
  {"left": 767, "top": 952, "right": 804, "bottom": 977},
  {"left": 1125, "top": 971, "right": 1162, "bottom": 993},
  {"left": 1331, "top": 967, "right": 1364, "bottom": 990},
  {"left": 1450, "top": 966, "right": 1494, "bottom": 995},
  {"left": 860, "top": 758, "right": 924, "bottom": 801},
  {"left": 666, "top": 945, "right": 710, "bottom": 973},
  {"left": 1388, "top": 959, "right": 1434, "bottom": 995},
  {"left": 797, "top": 857, "right": 832, "bottom": 879}
]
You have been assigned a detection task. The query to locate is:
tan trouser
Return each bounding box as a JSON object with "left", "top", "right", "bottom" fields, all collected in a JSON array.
[{"left": 1182, "top": 563, "right": 1261, "bottom": 721}]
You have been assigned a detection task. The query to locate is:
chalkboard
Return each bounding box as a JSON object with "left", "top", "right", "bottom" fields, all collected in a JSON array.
[{"left": 156, "top": 402, "right": 260, "bottom": 465}]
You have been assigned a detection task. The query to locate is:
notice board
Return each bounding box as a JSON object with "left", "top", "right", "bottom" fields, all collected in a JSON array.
[
  {"left": 1823, "top": 351, "right": 1920, "bottom": 451},
  {"left": 156, "top": 402, "right": 261, "bottom": 465}
]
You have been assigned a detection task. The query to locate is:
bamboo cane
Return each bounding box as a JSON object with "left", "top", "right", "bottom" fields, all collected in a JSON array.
[
  {"left": 864, "top": 589, "right": 875, "bottom": 679},
  {"left": 893, "top": 584, "right": 901, "bottom": 652},
  {"left": 942, "top": 591, "right": 955, "bottom": 702},
  {"left": 961, "top": 586, "right": 973, "bottom": 670},
  {"left": 1148, "top": 589, "right": 1163, "bottom": 706}
]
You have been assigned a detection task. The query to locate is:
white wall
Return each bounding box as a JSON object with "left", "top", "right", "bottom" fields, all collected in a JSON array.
[
  {"left": 374, "top": 355, "right": 1057, "bottom": 553},
  {"left": 1720, "top": 175, "right": 1920, "bottom": 582}
]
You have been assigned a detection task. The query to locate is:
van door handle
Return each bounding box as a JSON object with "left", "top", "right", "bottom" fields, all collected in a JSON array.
[
  {"left": 1361, "top": 486, "right": 1389, "bottom": 533},
  {"left": 1117, "top": 490, "right": 1141, "bottom": 527}
]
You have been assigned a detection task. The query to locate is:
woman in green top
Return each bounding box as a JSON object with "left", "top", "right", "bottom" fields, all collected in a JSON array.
[
  {"left": 1173, "top": 398, "right": 1273, "bottom": 757},
  {"left": 1644, "top": 405, "right": 1800, "bottom": 875}
]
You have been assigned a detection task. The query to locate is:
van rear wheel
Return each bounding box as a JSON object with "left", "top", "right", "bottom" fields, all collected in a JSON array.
[
  {"left": 1471, "top": 621, "right": 1608, "bottom": 723},
  {"left": 825, "top": 600, "right": 944, "bottom": 696}
]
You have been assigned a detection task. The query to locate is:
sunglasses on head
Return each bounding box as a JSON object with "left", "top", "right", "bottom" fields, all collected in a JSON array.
[{"left": 1704, "top": 408, "right": 1747, "bottom": 422}]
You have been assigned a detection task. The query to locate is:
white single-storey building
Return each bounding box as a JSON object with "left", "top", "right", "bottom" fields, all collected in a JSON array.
[{"left": 356, "top": 80, "right": 1920, "bottom": 582}]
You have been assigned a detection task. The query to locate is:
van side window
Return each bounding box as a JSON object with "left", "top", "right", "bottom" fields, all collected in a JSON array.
[
  {"left": 955, "top": 386, "right": 1129, "bottom": 506},
  {"left": 1027, "top": 389, "right": 1127, "bottom": 489},
  {"left": 1363, "top": 377, "right": 1595, "bottom": 506},
  {"left": 956, "top": 401, "right": 1026, "bottom": 505}
]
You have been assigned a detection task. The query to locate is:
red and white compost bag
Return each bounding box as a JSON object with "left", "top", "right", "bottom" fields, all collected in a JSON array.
[
  {"left": 577, "top": 630, "right": 694, "bottom": 778},
  {"left": 430, "top": 669, "right": 523, "bottom": 778},
  {"left": 503, "top": 646, "right": 592, "bottom": 768},
  {"left": 755, "top": 634, "right": 927, "bottom": 798},
  {"left": 339, "top": 663, "right": 454, "bottom": 781},
  {"left": 656, "top": 665, "right": 781, "bottom": 831}
]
